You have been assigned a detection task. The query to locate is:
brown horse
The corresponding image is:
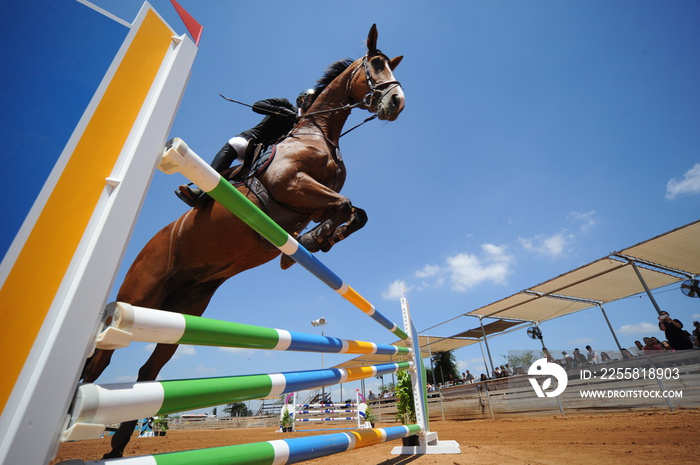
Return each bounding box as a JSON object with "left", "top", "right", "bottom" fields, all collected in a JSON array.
[{"left": 80, "top": 24, "right": 404, "bottom": 458}]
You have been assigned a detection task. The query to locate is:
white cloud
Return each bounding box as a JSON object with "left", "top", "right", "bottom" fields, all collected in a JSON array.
[
  {"left": 666, "top": 163, "right": 700, "bottom": 199},
  {"left": 173, "top": 345, "right": 196, "bottom": 359},
  {"left": 568, "top": 210, "right": 597, "bottom": 233},
  {"left": 414, "top": 264, "right": 441, "bottom": 278},
  {"left": 519, "top": 232, "right": 571, "bottom": 258},
  {"left": 446, "top": 243, "right": 513, "bottom": 291},
  {"left": 618, "top": 322, "right": 658, "bottom": 335},
  {"left": 195, "top": 365, "right": 218, "bottom": 374},
  {"left": 383, "top": 244, "right": 513, "bottom": 298},
  {"left": 382, "top": 279, "right": 408, "bottom": 300}
]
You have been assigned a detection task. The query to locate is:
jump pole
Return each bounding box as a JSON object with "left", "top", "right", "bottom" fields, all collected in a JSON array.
[
  {"left": 94, "top": 302, "right": 412, "bottom": 357},
  {"left": 65, "top": 425, "right": 423, "bottom": 465},
  {"left": 64, "top": 362, "right": 412, "bottom": 441},
  {"left": 158, "top": 138, "right": 408, "bottom": 340}
]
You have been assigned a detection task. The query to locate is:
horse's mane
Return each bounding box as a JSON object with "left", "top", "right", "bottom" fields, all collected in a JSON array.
[{"left": 314, "top": 59, "right": 354, "bottom": 94}]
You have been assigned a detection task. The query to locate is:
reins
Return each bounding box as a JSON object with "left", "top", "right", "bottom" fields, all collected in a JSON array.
[{"left": 218, "top": 52, "right": 400, "bottom": 139}]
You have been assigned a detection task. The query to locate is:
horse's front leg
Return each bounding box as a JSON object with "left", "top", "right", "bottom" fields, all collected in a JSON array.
[
  {"left": 301, "top": 206, "right": 368, "bottom": 253},
  {"left": 272, "top": 172, "right": 355, "bottom": 268},
  {"left": 322, "top": 206, "right": 368, "bottom": 251}
]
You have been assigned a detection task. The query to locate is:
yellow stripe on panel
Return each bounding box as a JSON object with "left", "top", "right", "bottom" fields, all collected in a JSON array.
[{"left": 0, "top": 10, "right": 173, "bottom": 412}]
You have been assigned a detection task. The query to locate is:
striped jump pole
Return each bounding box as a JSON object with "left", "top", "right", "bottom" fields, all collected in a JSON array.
[
  {"left": 296, "top": 403, "right": 354, "bottom": 408},
  {"left": 73, "top": 425, "right": 423, "bottom": 465},
  {"left": 63, "top": 362, "right": 412, "bottom": 441},
  {"left": 158, "top": 138, "right": 408, "bottom": 340},
  {"left": 296, "top": 417, "right": 356, "bottom": 422},
  {"left": 95, "top": 302, "right": 412, "bottom": 358}
]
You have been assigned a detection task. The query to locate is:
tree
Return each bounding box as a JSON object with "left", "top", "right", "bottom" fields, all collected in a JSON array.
[
  {"left": 224, "top": 402, "right": 253, "bottom": 417},
  {"left": 430, "top": 350, "right": 460, "bottom": 385},
  {"left": 209, "top": 407, "right": 218, "bottom": 417},
  {"left": 503, "top": 349, "right": 538, "bottom": 372}
]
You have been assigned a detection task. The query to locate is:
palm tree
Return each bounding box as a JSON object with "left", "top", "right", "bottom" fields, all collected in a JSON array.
[{"left": 430, "top": 350, "right": 460, "bottom": 385}]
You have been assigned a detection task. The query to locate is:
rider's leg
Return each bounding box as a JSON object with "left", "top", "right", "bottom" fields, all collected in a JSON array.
[
  {"left": 175, "top": 136, "right": 249, "bottom": 206},
  {"left": 210, "top": 136, "right": 248, "bottom": 171}
]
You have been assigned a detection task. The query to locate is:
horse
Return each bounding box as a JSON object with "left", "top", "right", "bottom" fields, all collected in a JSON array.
[{"left": 80, "top": 24, "right": 405, "bottom": 458}]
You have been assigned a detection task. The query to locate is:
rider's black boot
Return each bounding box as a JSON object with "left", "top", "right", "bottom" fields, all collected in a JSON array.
[{"left": 175, "top": 185, "right": 204, "bottom": 207}]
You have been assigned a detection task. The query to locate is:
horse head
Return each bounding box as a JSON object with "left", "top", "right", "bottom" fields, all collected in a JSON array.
[{"left": 351, "top": 24, "right": 405, "bottom": 121}]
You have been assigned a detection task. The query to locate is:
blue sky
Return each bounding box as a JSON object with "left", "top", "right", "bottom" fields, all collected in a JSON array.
[{"left": 6, "top": 1, "right": 700, "bottom": 413}]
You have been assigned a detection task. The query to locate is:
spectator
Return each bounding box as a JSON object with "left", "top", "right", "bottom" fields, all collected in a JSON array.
[
  {"left": 643, "top": 337, "right": 663, "bottom": 353},
  {"left": 600, "top": 351, "right": 611, "bottom": 362},
  {"left": 573, "top": 348, "right": 588, "bottom": 367},
  {"left": 658, "top": 311, "right": 693, "bottom": 350},
  {"left": 661, "top": 341, "right": 675, "bottom": 351},
  {"left": 634, "top": 340, "right": 645, "bottom": 356},
  {"left": 493, "top": 366, "right": 502, "bottom": 378},
  {"left": 692, "top": 321, "right": 700, "bottom": 348},
  {"left": 480, "top": 373, "right": 488, "bottom": 381},
  {"left": 368, "top": 390, "right": 376, "bottom": 400},
  {"left": 585, "top": 345, "right": 599, "bottom": 364},
  {"left": 505, "top": 364, "right": 514, "bottom": 376},
  {"left": 620, "top": 348, "right": 635, "bottom": 359},
  {"left": 465, "top": 370, "right": 475, "bottom": 383},
  {"left": 561, "top": 351, "right": 574, "bottom": 368}
]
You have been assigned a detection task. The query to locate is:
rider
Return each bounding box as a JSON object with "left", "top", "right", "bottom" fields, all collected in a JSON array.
[{"left": 176, "top": 89, "right": 317, "bottom": 206}]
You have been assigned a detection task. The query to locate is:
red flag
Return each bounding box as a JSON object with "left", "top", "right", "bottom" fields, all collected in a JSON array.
[{"left": 170, "top": 0, "right": 203, "bottom": 46}]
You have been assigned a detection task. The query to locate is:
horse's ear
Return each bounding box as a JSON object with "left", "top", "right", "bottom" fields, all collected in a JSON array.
[
  {"left": 367, "top": 24, "right": 378, "bottom": 53},
  {"left": 389, "top": 55, "right": 403, "bottom": 70}
]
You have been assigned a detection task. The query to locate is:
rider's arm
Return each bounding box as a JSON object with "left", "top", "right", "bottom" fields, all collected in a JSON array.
[{"left": 252, "top": 98, "right": 297, "bottom": 119}]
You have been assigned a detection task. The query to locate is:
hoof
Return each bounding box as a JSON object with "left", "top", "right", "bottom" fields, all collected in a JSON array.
[{"left": 280, "top": 255, "right": 296, "bottom": 270}]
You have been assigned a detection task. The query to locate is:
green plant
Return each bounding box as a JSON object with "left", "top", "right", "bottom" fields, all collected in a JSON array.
[
  {"left": 363, "top": 404, "right": 376, "bottom": 426},
  {"left": 394, "top": 370, "right": 416, "bottom": 425},
  {"left": 153, "top": 416, "right": 169, "bottom": 432},
  {"left": 280, "top": 406, "right": 293, "bottom": 429}
]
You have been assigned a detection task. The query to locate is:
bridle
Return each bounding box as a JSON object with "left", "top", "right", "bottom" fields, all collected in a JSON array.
[
  {"left": 301, "top": 51, "right": 402, "bottom": 118},
  {"left": 219, "top": 53, "right": 402, "bottom": 138},
  {"left": 359, "top": 51, "right": 402, "bottom": 113}
]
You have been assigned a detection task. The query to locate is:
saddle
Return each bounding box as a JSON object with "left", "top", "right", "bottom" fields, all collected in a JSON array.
[{"left": 221, "top": 144, "right": 310, "bottom": 244}]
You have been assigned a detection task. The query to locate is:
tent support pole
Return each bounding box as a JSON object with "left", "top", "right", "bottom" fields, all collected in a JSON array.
[
  {"left": 630, "top": 261, "right": 663, "bottom": 315},
  {"left": 479, "top": 317, "right": 496, "bottom": 375},
  {"left": 477, "top": 340, "right": 495, "bottom": 420},
  {"left": 599, "top": 304, "right": 624, "bottom": 353}
]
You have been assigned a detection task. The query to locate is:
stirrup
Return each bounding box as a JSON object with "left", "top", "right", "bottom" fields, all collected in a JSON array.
[{"left": 175, "top": 185, "right": 202, "bottom": 207}]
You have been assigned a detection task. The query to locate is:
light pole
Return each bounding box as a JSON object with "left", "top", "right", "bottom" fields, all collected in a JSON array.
[{"left": 311, "top": 317, "right": 327, "bottom": 402}]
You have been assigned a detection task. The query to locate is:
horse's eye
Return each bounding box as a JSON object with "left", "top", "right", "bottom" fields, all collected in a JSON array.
[{"left": 371, "top": 57, "right": 385, "bottom": 73}]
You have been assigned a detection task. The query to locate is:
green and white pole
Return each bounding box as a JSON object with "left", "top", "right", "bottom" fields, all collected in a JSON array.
[
  {"left": 95, "top": 302, "right": 412, "bottom": 357},
  {"left": 158, "top": 138, "right": 407, "bottom": 340},
  {"left": 63, "top": 361, "right": 412, "bottom": 441},
  {"left": 69, "top": 425, "right": 423, "bottom": 465}
]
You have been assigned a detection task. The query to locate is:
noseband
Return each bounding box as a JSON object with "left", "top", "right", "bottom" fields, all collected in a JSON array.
[{"left": 360, "top": 52, "right": 402, "bottom": 112}]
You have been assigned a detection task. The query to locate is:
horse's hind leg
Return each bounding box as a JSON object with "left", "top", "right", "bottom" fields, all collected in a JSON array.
[
  {"left": 104, "top": 279, "right": 223, "bottom": 458},
  {"left": 81, "top": 348, "right": 115, "bottom": 383}
]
